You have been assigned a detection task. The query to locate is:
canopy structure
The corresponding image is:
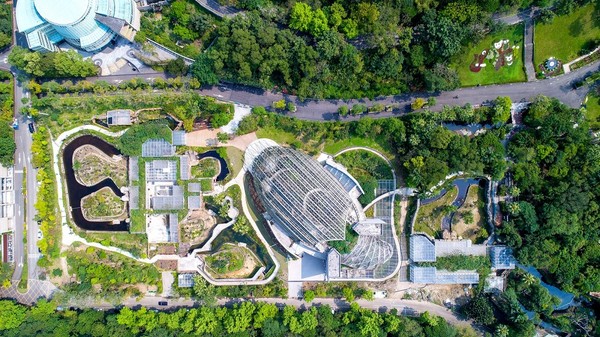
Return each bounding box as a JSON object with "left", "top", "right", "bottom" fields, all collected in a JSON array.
[
  {"left": 246, "top": 139, "right": 359, "bottom": 248},
  {"left": 16, "top": 0, "right": 140, "bottom": 52}
]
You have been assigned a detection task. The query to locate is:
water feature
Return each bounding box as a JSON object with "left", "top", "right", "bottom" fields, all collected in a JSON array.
[
  {"left": 443, "top": 123, "right": 493, "bottom": 136},
  {"left": 62, "top": 135, "right": 128, "bottom": 231},
  {"left": 198, "top": 150, "right": 230, "bottom": 181}
]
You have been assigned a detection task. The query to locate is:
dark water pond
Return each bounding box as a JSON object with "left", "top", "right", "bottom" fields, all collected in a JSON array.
[
  {"left": 63, "top": 135, "right": 128, "bottom": 231},
  {"left": 198, "top": 150, "right": 230, "bottom": 181}
]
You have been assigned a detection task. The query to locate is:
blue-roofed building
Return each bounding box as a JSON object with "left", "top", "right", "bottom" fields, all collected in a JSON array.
[
  {"left": 410, "top": 265, "right": 479, "bottom": 284},
  {"left": 490, "top": 246, "right": 517, "bottom": 270},
  {"left": 16, "top": 0, "right": 140, "bottom": 52},
  {"left": 409, "top": 234, "right": 436, "bottom": 262}
]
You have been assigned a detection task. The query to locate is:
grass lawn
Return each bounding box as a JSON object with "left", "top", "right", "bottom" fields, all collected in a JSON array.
[
  {"left": 585, "top": 93, "right": 600, "bottom": 130},
  {"left": 323, "top": 136, "right": 393, "bottom": 158},
  {"left": 452, "top": 24, "right": 526, "bottom": 87},
  {"left": 256, "top": 127, "right": 300, "bottom": 146},
  {"left": 534, "top": 3, "right": 600, "bottom": 66},
  {"left": 414, "top": 186, "right": 458, "bottom": 238},
  {"left": 225, "top": 147, "right": 244, "bottom": 177}
]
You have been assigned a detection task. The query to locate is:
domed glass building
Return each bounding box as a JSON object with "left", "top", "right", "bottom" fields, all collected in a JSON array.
[{"left": 16, "top": 0, "right": 140, "bottom": 52}]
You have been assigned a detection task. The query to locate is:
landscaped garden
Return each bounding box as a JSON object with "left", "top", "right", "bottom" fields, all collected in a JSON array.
[
  {"left": 81, "top": 187, "right": 127, "bottom": 221},
  {"left": 534, "top": 3, "right": 600, "bottom": 67},
  {"left": 192, "top": 158, "right": 219, "bottom": 178},
  {"left": 451, "top": 185, "right": 488, "bottom": 243},
  {"left": 451, "top": 24, "right": 526, "bottom": 86},
  {"left": 205, "top": 243, "right": 263, "bottom": 279},
  {"left": 414, "top": 187, "right": 458, "bottom": 238},
  {"left": 65, "top": 246, "right": 161, "bottom": 298},
  {"left": 334, "top": 150, "right": 394, "bottom": 206},
  {"left": 73, "top": 145, "right": 128, "bottom": 187},
  {"left": 327, "top": 225, "right": 359, "bottom": 254},
  {"left": 136, "top": 0, "right": 219, "bottom": 59}
]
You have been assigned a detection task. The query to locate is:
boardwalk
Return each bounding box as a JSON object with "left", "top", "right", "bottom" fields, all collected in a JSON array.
[{"left": 194, "top": 0, "right": 240, "bottom": 18}]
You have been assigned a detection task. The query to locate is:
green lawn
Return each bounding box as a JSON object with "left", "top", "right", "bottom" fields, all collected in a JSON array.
[
  {"left": 452, "top": 24, "right": 526, "bottom": 87},
  {"left": 534, "top": 3, "right": 600, "bottom": 66},
  {"left": 585, "top": 93, "right": 600, "bottom": 130}
]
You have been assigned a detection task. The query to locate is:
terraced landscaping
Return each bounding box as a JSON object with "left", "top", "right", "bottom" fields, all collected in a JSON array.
[
  {"left": 73, "top": 145, "right": 128, "bottom": 187},
  {"left": 205, "top": 244, "right": 262, "bottom": 279},
  {"left": 414, "top": 186, "right": 458, "bottom": 238},
  {"left": 81, "top": 187, "right": 127, "bottom": 221}
]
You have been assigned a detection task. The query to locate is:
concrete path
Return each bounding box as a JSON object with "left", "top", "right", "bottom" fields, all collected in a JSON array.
[
  {"left": 563, "top": 45, "right": 600, "bottom": 74},
  {"left": 193, "top": 0, "right": 240, "bottom": 18},
  {"left": 523, "top": 12, "right": 537, "bottom": 82}
]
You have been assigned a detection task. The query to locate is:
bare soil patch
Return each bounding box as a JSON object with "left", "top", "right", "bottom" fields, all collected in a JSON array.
[{"left": 451, "top": 186, "right": 488, "bottom": 243}]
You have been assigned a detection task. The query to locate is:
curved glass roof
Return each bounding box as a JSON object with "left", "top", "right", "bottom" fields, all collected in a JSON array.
[
  {"left": 34, "top": 0, "right": 93, "bottom": 26},
  {"left": 247, "top": 141, "right": 358, "bottom": 247}
]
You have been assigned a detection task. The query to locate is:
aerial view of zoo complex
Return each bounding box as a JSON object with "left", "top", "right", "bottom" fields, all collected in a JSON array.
[{"left": 0, "top": 0, "right": 598, "bottom": 335}]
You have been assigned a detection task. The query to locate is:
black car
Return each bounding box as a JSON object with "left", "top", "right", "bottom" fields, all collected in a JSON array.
[
  {"left": 28, "top": 122, "right": 35, "bottom": 133},
  {"left": 158, "top": 301, "right": 168, "bottom": 306}
]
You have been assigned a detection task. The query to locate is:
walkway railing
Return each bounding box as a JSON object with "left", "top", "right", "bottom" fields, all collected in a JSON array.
[{"left": 145, "top": 38, "right": 195, "bottom": 65}]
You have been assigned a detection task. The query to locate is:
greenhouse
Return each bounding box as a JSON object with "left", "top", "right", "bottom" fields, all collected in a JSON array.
[{"left": 245, "top": 139, "right": 360, "bottom": 249}]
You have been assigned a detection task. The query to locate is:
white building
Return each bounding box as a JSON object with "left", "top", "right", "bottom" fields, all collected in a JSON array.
[{"left": 16, "top": 0, "right": 141, "bottom": 52}]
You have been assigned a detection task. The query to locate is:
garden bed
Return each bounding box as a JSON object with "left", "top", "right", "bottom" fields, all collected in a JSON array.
[
  {"left": 451, "top": 185, "right": 488, "bottom": 243},
  {"left": 452, "top": 24, "right": 526, "bottom": 86},
  {"left": 205, "top": 243, "right": 263, "bottom": 279},
  {"left": 81, "top": 187, "right": 127, "bottom": 221},
  {"left": 585, "top": 92, "right": 600, "bottom": 130},
  {"left": 73, "top": 145, "right": 128, "bottom": 187},
  {"left": 414, "top": 186, "right": 458, "bottom": 238}
]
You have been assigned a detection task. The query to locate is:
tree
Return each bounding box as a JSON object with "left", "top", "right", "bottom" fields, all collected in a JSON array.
[
  {"left": 310, "top": 9, "right": 329, "bottom": 36},
  {"left": 289, "top": 3, "right": 313, "bottom": 32},
  {"left": 232, "top": 215, "right": 250, "bottom": 235},
  {"left": 303, "top": 289, "right": 315, "bottom": 302},
  {"left": 491, "top": 96, "right": 512, "bottom": 124},
  {"left": 272, "top": 99, "right": 286, "bottom": 110},
  {"left": 462, "top": 294, "right": 495, "bottom": 325},
  {"left": 0, "top": 300, "right": 27, "bottom": 330},
  {"left": 217, "top": 132, "right": 230, "bottom": 143},
  {"left": 427, "top": 97, "right": 437, "bottom": 107},
  {"left": 342, "top": 287, "right": 355, "bottom": 302},
  {"left": 192, "top": 275, "right": 217, "bottom": 306},
  {"left": 495, "top": 324, "right": 509, "bottom": 337},
  {"left": 411, "top": 97, "right": 426, "bottom": 111},
  {"left": 424, "top": 64, "right": 460, "bottom": 92},
  {"left": 165, "top": 58, "right": 188, "bottom": 77},
  {"left": 338, "top": 105, "right": 349, "bottom": 116},
  {"left": 191, "top": 54, "right": 218, "bottom": 85}
]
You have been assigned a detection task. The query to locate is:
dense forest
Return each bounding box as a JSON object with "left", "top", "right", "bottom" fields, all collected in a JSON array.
[
  {"left": 499, "top": 96, "right": 600, "bottom": 295},
  {"left": 191, "top": 0, "right": 594, "bottom": 98},
  {"left": 0, "top": 299, "right": 478, "bottom": 337},
  {"left": 8, "top": 47, "right": 98, "bottom": 78},
  {"left": 0, "top": 4, "right": 11, "bottom": 50}
]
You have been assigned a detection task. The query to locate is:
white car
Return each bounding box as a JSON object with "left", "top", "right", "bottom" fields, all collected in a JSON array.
[{"left": 37, "top": 230, "right": 43, "bottom": 240}]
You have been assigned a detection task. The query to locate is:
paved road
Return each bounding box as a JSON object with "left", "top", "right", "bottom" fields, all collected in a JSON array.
[
  {"left": 85, "top": 59, "right": 598, "bottom": 122},
  {"left": 84, "top": 296, "right": 470, "bottom": 327},
  {"left": 523, "top": 11, "right": 537, "bottom": 82}
]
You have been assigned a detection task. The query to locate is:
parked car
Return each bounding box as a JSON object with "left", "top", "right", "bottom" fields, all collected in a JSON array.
[
  {"left": 12, "top": 119, "right": 18, "bottom": 130},
  {"left": 28, "top": 122, "right": 35, "bottom": 133},
  {"left": 158, "top": 301, "right": 168, "bottom": 306},
  {"left": 37, "top": 230, "right": 43, "bottom": 240}
]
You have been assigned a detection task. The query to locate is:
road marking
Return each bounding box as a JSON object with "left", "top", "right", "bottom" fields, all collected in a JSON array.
[{"left": 14, "top": 170, "right": 23, "bottom": 173}]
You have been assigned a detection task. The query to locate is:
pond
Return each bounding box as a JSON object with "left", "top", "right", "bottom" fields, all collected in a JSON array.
[
  {"left": 63, "top": 135, "right": 128, "bottom": 231},
  {"left": 443, "top": 123, "right": 493, "bottom": 136},
  {"left": 198, "top": 150, "right": 230, "bottom": 182}
]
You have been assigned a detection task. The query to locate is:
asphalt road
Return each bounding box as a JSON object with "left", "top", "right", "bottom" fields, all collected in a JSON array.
[
  {"left": 10, "top": 72, "right": 40, "bottom": 282},
  {"left": 85, "top": 296, "right": 470, "bottom": 327},
  {"left": 88, "top": 59, "right": 598, "bottom": 122}
]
